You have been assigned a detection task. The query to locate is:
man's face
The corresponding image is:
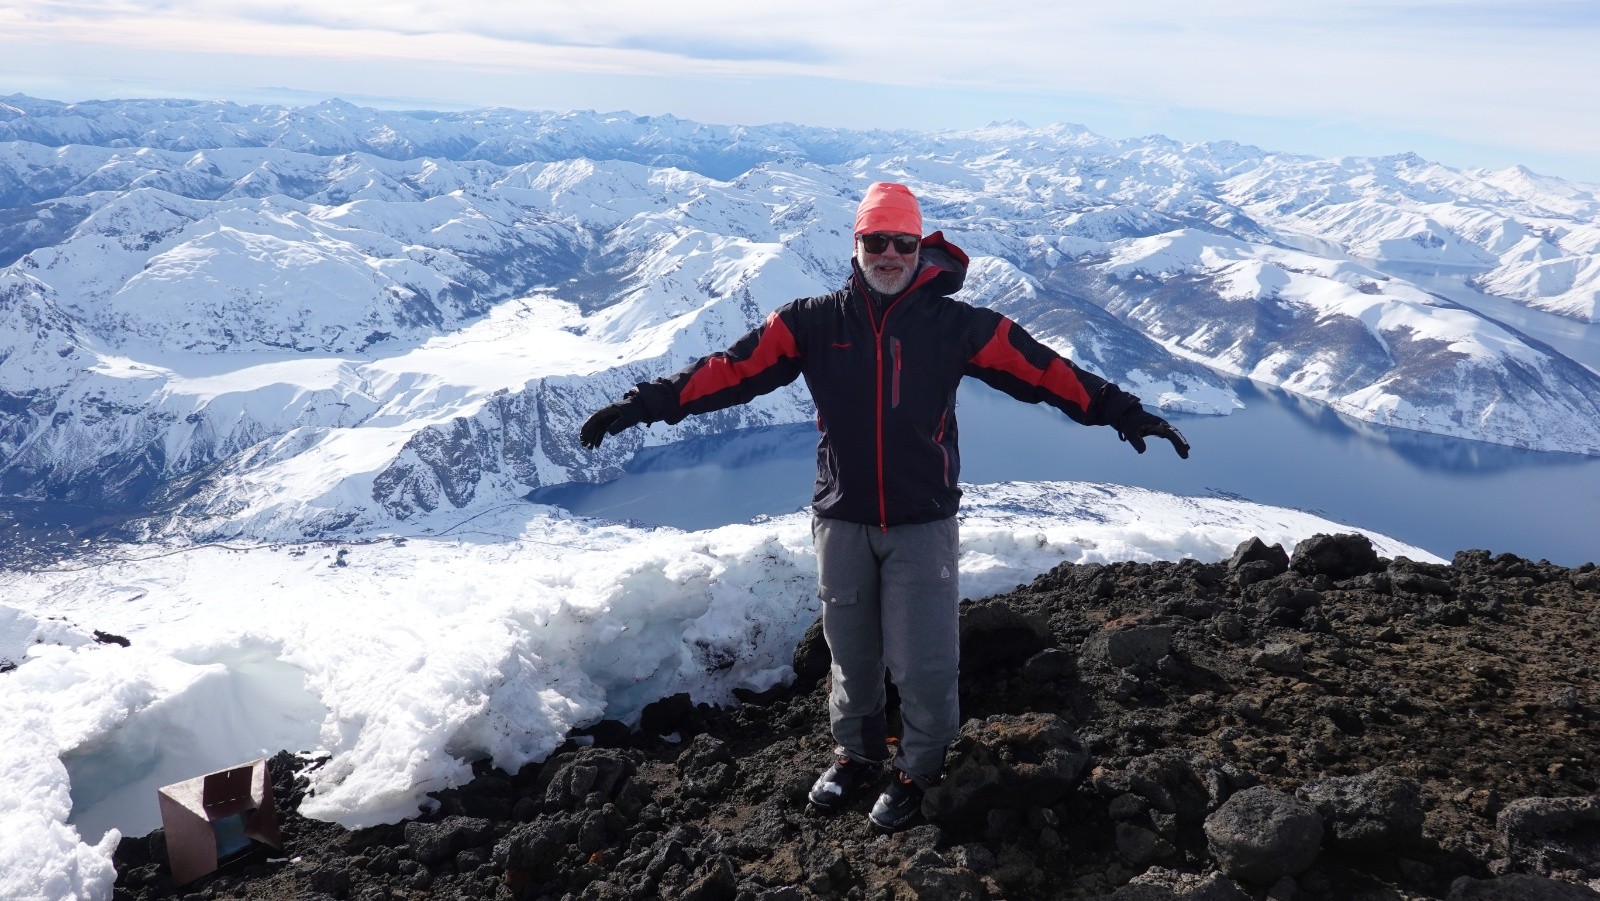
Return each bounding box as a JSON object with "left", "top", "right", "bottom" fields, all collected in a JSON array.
[{"left": 856, "top": 232, "right": 920, "bottom": 295}]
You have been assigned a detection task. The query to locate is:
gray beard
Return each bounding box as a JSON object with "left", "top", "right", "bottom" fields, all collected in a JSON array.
[{"left": 860, "top": 260, "right": 917, "bottom": 295}]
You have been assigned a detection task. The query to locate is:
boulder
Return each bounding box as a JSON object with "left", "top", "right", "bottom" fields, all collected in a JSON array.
[
  {"left": 1290, "top": 533, "right": 1380, "bottom": 580},
  {"left": 1229, "top": 538, "right": 1289, "bottom": 573},
  {"left": 403, "top": 815, "right": 493, "bottom": 867},
  {"left": 1203, "top": 786, "right": 1323, "bottom": 884},
  {"left": 925, "top": 713, "right": 1092, "bottom": 834},
  {"left": 1297, "top": 768, "right": 1425, "bottom": 854},
  {"left": 537, "top": 747, "right": 638, "bottom": 812},
  {"left": 1022, "top": 647, "right": 1077, "bottom": 683},
  {"left": 1115, "top": 822, "right": 1176, "bottom": 867},
  {"left": 1234, "top": 560, "right": 1281, "bottom": 589},
  {"left": 959, "top": 600, "right": 1051, "bottom": 671},
  {"left": 678, "top": 733, "right": 734, "bottom": 773},
  {"left": 1082, "top": 623, "right": 1175, "bottom": 671},
  {"left": 640, "top": 692, "right": 696, "bottom": 735},
  {"left": 1498, "top": 796, "right": 1600, "bottom": 877},
  {"left": 1392, "top": 570, "right": 1455, "bottom": 597},
  {"left": 1098, "top": 752, "right": 1233, "bottom": 825},
  {"left": 894, "top": 845, "right": 985, "bottom": 901},
  {"left": 1251, "top": 642, "right": 1306, "bottom": 676},
  {"left": 1498, "top": 796, "right": 1600, "bottom": 845},
  {"left": 492, "top": 825, "right": 569, "bottom": 889}
]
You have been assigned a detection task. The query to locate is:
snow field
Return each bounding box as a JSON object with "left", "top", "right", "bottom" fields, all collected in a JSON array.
[{"left": 0, "top": 482, "right": 1440, "bottom": 901}]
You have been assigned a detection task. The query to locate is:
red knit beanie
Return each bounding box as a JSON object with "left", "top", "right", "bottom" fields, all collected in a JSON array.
[{"left": 854, "top": 182, "right": 923, "bottom": 236}]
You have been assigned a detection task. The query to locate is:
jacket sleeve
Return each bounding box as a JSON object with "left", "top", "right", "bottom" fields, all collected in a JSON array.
[
  {"left": 626, "top": 307, "right": 804, "bottom": 425},
  {"left": 962, "top": 309, "right": 1141, "bottom": 427}
]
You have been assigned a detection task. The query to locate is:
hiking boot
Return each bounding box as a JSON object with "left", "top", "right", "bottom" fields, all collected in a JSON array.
[
  {"left": 868, "top": 769, "right": 927, "bottom": 831},
  {"left": 808, "top": 755, "right": 881, "bottom": 812}
]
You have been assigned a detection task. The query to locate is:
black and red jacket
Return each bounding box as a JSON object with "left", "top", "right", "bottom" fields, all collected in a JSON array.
[{"left": 625, "top": 231, "right": 1142, "bottom": 528}]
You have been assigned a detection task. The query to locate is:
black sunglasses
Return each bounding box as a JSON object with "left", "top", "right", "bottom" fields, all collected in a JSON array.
[{"left": 858, "top": 233, "right": 920, "bottom": 255}]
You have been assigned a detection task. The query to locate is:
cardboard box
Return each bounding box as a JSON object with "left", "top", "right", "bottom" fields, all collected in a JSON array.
[{"left": 157, "top": 758, "right": 282, "bottom": 885}]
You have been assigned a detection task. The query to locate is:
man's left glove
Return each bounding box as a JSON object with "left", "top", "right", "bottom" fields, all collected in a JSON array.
[
  {"left": 1116, "top": 407, "right": 1191, "bottom": 459},
  {"left": 580, "top": 399, "right": 647, "bottom": 449}
]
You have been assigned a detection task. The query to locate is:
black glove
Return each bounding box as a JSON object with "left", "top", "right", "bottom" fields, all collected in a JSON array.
[
  {"left": 580, "top": 399, "right": 647, "bottom": 449},
  {"left": 1116, "top": 407, "right": 1191, "bottom": 459}
]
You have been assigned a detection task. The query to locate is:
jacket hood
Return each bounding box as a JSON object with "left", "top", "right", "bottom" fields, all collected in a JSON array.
[{"left": 915, "top": 230, "right": 969, "bottom": 296}]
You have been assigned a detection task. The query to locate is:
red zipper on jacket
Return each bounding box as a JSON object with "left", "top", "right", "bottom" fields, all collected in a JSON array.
[{"left": 873, "top": 310, "right": 888, "bottom": 530}]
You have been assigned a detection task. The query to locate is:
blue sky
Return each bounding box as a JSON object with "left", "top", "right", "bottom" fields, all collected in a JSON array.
[{"left": 3, "top": 1, "right": 1598, "bottom": 182}]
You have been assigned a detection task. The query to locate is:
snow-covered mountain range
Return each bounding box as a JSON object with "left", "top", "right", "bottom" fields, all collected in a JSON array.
[{"left": 3, "top": 94, "right": 1600, "bottom": 540}]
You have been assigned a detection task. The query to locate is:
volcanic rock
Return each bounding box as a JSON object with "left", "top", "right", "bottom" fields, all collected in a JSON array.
[
  {"left": 110, "top": 543, "right": 1600, "bottom": 900},
  {"left": 1203, "top": 786, "right": 1324, "bottom": 884}
]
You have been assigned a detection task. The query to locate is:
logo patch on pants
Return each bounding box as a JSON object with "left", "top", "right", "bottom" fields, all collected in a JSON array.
[{"left": 940, "top": 566, "right": 950, "bottom": 579}]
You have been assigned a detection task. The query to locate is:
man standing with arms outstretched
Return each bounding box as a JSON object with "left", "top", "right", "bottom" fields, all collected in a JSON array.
[{"left": 580, "top": 182, "right": 1190, "bottom": 831}]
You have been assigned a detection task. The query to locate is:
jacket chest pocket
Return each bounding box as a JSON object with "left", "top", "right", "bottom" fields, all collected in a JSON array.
[
  {"left": 889, "top": 337, "right": 903, "bottom": 409},
  {"left": 934, "top": 407, "right": 952, "bottom": 486}
]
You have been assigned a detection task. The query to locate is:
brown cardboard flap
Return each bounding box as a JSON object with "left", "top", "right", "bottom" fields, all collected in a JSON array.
[{"left": 157, "top": 758, "right": 282, "bottom": 886}]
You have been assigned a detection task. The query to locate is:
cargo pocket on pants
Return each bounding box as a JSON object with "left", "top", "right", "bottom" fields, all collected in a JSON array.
[{"left": 818, "top": 585, "right": 859, "bottom": 606}]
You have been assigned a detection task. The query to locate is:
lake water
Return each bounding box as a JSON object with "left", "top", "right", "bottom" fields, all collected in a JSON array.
[
  {"left": 534, "top": 375, "right": 1600, "bottom": 567},
  {"left": 536, "top": 259, "right": 1600, "bottom": 567},
  {"left": 6, "top": 261, "right": 1594, "bottom": 570}
]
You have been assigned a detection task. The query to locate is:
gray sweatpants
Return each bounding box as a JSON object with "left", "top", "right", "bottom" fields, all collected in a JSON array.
[{"left": 812, "top": 514, "right": 960, "bottom": 781}]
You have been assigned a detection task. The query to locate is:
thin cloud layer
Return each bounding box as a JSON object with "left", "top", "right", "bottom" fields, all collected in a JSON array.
[{"left": 2, "top": 0, "right": 1597, "bottom": 180}]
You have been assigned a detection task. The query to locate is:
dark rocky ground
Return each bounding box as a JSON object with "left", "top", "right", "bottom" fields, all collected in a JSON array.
[{"left": 111, "top": 534, "right": 1600, "bottom": 901}]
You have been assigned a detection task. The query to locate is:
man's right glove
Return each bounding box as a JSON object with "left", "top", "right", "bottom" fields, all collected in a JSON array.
[
  {"left": 1116, "top": 407, "right": 1191, "bottom": 459},
  {"left": 580, "top": 399, "right": 647, "bottom": 449}
]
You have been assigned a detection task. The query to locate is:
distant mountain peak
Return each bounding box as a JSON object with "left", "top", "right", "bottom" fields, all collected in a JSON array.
[{"left": 1, "top": 94, "right": 1598, "bottom": 541}]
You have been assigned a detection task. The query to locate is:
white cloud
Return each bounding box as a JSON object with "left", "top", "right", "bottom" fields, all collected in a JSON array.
[{"left": 2, "top": 0, "right": 1597, "bottom": 179}]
